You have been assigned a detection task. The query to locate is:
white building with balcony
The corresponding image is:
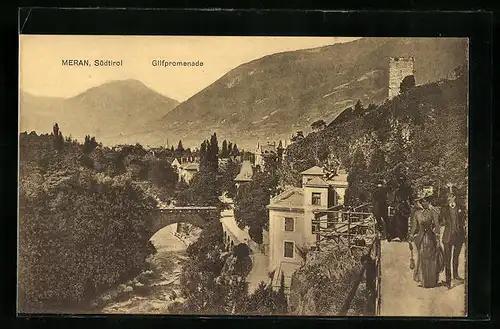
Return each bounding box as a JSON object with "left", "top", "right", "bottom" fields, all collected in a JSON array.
[{"left": 266, "top": 165, "right": 348, "bottom": 290}]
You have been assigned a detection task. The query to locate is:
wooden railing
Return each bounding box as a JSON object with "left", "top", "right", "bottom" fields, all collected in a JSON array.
[
  {"left": 312, "top": 207, "right": 381, "bottom": 316},
  {"left": 312, "top": 209, "right": 376, "bottom": 249}
]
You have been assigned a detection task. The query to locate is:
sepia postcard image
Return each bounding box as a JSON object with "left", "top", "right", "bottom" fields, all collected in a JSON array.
[{"left": 18, "top": 35, "right": 469, "bottom": 316}]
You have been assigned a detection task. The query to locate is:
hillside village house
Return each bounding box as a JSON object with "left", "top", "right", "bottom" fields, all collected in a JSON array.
[
  {"left": 267, "top": 165, "right": 348, "bottom": 290},
  {"left": 254, "top": 140, "right": 288, "bottom": 168},
  {"left": 171, "top": 158, "right": 181, "bottom": 170},
  {"left": 234, "top": 160, "right": 254, "bottom": 188},
  {"left": 178, "top": 163, "right": 199, "bottom": 184},
  {"left": 218, "top": 158, "right": 230, "bottom": 171},
  {"left": 171, "top": 157, "right": 201, "bottom": 184}
]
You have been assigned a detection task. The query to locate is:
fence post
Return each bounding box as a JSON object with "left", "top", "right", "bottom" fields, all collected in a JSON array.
[
  {"left": 364, "top": 254, "right": 376, "bottom": 316},
  {"left": 315, "top": 217, "right": 321, "bottom": 251},
  {"left": 375, "top": 237, "right": 382, "bottom": 315},
  {"left": 347, "top": 211, "right": 351, "bottom": 247}
]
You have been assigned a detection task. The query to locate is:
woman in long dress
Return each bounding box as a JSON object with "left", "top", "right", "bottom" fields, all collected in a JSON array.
[{"left": 409, "top": 192, "right": 441, "bottom": 288}]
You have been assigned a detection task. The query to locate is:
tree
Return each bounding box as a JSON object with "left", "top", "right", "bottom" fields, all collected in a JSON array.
[
  {"left": 291, "top": 131, "right": 304, "bottom": 142},
  {"left": 177, "top": 169, "right": 222, "bottom": 210},
  {"left": 53, "top": 123, "right": 59, "bottom": 136},
  {"left": 200, "top": 133, "right": 220, "bottom": 172},
  {"left": 400, "top": 75, "right": 416, "bottom": 94},
  {"left": 243, "top": 281, "right": 277, "bottom": 315},
  {"left": 52, "top": 123, "right": 65, "bottom": 151},
  {"left": 232, "top": 243, "right": 253, "bottom": 277},
  {"left": 368, "top": 145, "right": 388, "bottom": 183},
  {"left": 175, "top": 220, "right": 228, "bottom": 314},
  {"left": 149, "top": 159, "right": 178, "bottom": 190},
  {"left": 366, "top": 103, "right": 377, "bottom": 112},
  {"left": 83, "top": 135, "right": 98, "bottom": 154},
  {"left": 200, "top": 141, "right": 208, "bottom": 166},
  {"left": 219, "top": 160, "right": 239, "bottom": 198},
  {"left": 210, "top": 133, "right": 219, "bottom": 168},
  {"left": 176, "top": 140, "right": 185, "bottom": 153},
  {"left": 387, "top": 125, "right": 408, "bottom": 169},
  {"left": 276, "top": 272, "right": 288, "bottom": 314},
  {"left": 232, "top": 143, "right": 240, "bottom": 157},
  {"left": 311, "top": 119, "right": 326, "bottom": 132},
  {"left": 344, "top": 147, "right": 370, "bottom": 206},
  {"left": 221, "top": 140, "right": 228, "bottom": 158},
  {"left": 233, "top": 172, "right": 273, "bottom": 244},
  {"left": 18, "top": 159, "right": 157, "bottom": 312},
  {"left": 354, "top": 99, "right": 364, "bottom": 114}
]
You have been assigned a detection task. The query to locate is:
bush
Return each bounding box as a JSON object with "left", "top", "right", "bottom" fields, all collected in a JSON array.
[
  {"left": 242, "top": 280, "right": 288, "bottom": 315},
  {"left": 232, "top": 243, "right": 253, "bottom": 278},
  {"left": 289, "top": 246, "right": 365, "bottom": 315}
]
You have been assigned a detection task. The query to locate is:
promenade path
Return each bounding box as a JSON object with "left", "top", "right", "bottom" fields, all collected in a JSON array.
[{"left": 380, "top": 229, "right": 466, "bottom": 317}]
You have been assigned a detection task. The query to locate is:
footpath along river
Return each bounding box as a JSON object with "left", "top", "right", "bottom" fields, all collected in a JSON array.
[{"left": 96, "top": 224, "right": 200, "bottom": 314}]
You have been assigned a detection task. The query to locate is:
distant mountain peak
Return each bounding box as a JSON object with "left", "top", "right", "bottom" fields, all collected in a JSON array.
[
  {"left": 20, "top": 78, "right": 180, "bottom": 142},
  {"left": 101, "top": 78, "right": 147, "bottom": 87}
]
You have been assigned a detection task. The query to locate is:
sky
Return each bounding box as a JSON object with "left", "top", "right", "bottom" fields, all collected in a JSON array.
[{"left": 20, "top": 35, "right": 361, "bottom": 102}]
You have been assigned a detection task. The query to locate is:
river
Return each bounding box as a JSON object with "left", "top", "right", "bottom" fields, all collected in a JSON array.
[{"left": 96, "top": 224, "right": 199, "bottom": 314}]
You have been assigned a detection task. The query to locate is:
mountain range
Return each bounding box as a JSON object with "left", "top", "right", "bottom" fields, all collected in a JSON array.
[
  {"left": 20, "top": 79, "right": 179, "bottom": 144},
  {"left": 20, "top": 37, "right": 468, "bottom": 150}
]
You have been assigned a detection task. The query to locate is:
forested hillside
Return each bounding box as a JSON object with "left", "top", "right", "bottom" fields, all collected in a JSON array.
[{"left": 280, "top": 73, "right": 468, "bottom": 204}]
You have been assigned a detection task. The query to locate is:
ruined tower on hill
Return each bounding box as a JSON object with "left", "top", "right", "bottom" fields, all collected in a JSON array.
[{"left": 388, "top": 56, "right": 415, "bottom": 100}]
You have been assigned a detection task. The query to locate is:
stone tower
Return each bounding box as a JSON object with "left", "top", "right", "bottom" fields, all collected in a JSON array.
[{"left": 388, "top": 56, "right": 415, "bottom": 99}]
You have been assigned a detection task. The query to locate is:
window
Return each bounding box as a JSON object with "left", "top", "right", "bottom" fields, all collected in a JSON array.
[
  {"left": 312, "top": 192, "right": 321, "bottom": 205},
  {"left": 284, "top": 241, "right": 294, "bottom": 258},
  {"left": 284, "top": 217, "right": 294, "bottom": 232}
]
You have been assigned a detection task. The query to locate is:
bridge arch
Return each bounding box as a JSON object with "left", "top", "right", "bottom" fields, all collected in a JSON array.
[{"left": 150, "top": 207, "right": 219, "bottom": 238}]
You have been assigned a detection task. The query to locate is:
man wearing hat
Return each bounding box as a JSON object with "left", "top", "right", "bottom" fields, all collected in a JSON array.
[
  {"left": 372, "top": 179, "right": 390, "bottom": 240},
  {"left": 409, "top": 187, "right": 442, "bottom": 288},
  {"left": 439, "top": 184, "right": 466, "bottom": 289},
  {"left": 392, "top": 173, "right": 413, "bottom": 241}
]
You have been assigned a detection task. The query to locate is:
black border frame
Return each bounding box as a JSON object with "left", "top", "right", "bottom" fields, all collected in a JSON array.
[{"left": 2, "top": 7, "right": 493, "bottom": 328}]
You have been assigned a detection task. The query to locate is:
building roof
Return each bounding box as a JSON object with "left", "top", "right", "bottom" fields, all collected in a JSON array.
[
  {"left": 268, "top": 187, "right": 304, "bottom": 211},
  {"left": 234, "top": 160, "right": 253, "bottom": 182},
  {"left": 182, "top": 163, "right": 199, "bottom": 171},
  {"left": 304, "top": 176, "right": 330, "bottom": 187},
  {"left": 325, "top": 169, "right": 348, "bottom": 187},
  {"left": 300, "top": 166, "right": 325, "bottom": 175}
]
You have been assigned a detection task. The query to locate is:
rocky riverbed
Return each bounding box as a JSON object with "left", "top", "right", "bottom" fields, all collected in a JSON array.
[{"left": 93, "top": 224, "right": 200, "bottom": 314}]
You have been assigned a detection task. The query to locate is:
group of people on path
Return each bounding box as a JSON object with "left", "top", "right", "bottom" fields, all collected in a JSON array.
[
  {"left": 372, "top": 171, "right": 466, "bottom": 290},
  {"left": 372, "top": 173, "right": 412, "bottom": 243}
]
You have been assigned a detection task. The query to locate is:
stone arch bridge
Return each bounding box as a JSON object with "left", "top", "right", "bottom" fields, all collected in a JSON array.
[{"left": 150, "top": 206, "right": 220, "bottom": 236}]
